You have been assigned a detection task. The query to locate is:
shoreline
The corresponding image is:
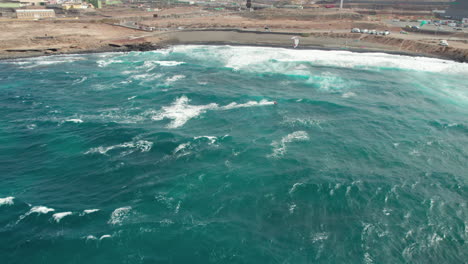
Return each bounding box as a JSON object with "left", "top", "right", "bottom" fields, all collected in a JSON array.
[{"left": 0, "top": 29, "right": 465, "bottom": 63}]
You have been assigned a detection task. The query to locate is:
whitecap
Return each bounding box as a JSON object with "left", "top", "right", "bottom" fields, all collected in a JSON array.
[
  {"left": 29, "top": 206, "right": 55, "bottom": 214},
  {"left": 174, "top": 45, "right": 468, "bottom": 74},
  {"left": 17, "top": 206, "right": 55, "bottom": 223},
  {"left": 86, "top": 235, "right": 97, "bottom": 240},
  {"left": 311, "top": 232, "right": 329, "bottom": 243},
  {"left": 151, "top": 96, "right": 218, "bottom": 128},
  {"left": 73, "top": 76, "right": 87, "bottom": 84},
  {"left": 289, "top": 204, "right": 296, "bottom": 214},
  {"left": 15, "top": 55, "right": 85, "bottom": 69},
  {"left": 220, "top": 99, "right": 275, "bottom": 110},
  {"left": 173, "top": 142, "right": 190, "bottom": 154},
  {"left": 99, "top": 234, "right": 112, "bottom": 240},
  {"left": 52, "top": 212, "right": 72, "bottom": 223},
  {"left": 108, "top": 206, "right": 131, "bottom": 225},
  {"left": 154, "top": 61, "right": 185, "bottom": 66},
  {"left": 152, "top": 96, "right": 275, "bottom": 128},
  {"left": 97, "top": 59, "right": 124, "bottom": 68},
  {"left": 194, "top": 136, "right": 217, "bottom": 145},
  {"left": 0, "top": 196, "right": 14, "bottom": 206},
  {"left": 165, "top": 75, "right": 186, "bottom": 83},
  {"left": 289, "top": 182, "right": 304, "bottom": 194},
  {"left": 85, "top": 140, "right": 153, "bottom": 155},
  {"left": 83, "top": 209, "right": 100, "bottom": 214},
  {"left": 269, "top": 131, "right": 309, "bottom": 158},
  {"left": 342, "top": 92, "right": 356, "bottom": 98},
  {"left": 65, "top": 119, "right": 83, "bottom": 123},
  {"left": 27, "top": 124, "right": 37, "bottom": 130}
]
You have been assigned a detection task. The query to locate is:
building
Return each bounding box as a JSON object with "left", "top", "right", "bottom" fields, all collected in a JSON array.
[
  {"left": 19, "top": 0, "right": 45, "bottom": 6},
  {"left": 16, "top": 8, "right": 55, "bottom": 18},
  {"left": 61, "top": 2, "right": 93, "bottom": 9}
]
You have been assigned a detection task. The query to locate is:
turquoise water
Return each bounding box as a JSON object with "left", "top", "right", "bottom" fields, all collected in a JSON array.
[{"left": 0, "top": 45, "right": 467, "bottom": 263}]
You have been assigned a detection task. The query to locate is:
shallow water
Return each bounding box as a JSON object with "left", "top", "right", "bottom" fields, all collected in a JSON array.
[{"left": 0, "top": 45, "right": 467, "bottom": 263}]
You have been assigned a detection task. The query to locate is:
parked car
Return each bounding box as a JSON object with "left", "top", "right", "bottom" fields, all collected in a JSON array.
[
  {"left": 439, "top": 40, "right": 449, "bottom": 46},
  {"left": 361, "top": 29, "right": 369, "bottom": 34},
  {"left": 351, "top": 28, "right": 361, "bottom": 33},
  {"left": 384, "top": 30, "right": 390, "bottom": 35},
  {"left": 411, "top": 26, "right": 420, "bottom": 30},
  {"left": 400, "top": 31, "right": 409, "bottom": 34}
]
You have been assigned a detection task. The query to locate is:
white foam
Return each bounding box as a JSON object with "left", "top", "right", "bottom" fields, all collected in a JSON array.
[
  {"left": 154, "top": 61, "right": 185, "bottom": 66},
  {"left": 83, "top": 209, "right": 99, "bottom": 214},
  {"left": 86, "top": 235, "right": 97, "bottom": 240},
  {"left": 99, "top": 234, "right": 112, "bottom": 240},
  {"left": 152, "top": 96, "right": 275, "bottom": 128},
  {"left": 173, "top": 142, "right": 190, "bottom": 154},
  {"left": 73, "top": 76, "right": 87, "bottom": 84},
  {"left": 151, "top": 96, "right": 218, "bottom": 128},
  {"left": 269, "top": 131, "right": 309, "bottom": 158},
  {"left": 14, "top": 55, "right": 85, "bottom": 69},
  {"left": 52, "top": 212, "right": 72, "bottom": 223},
  {"left": 289, "top": 182, "right": 304, "bottom": 194},
  {"left": 311, "top": 232, "right": 329, "bottom": 243},
  {"left": 342, "top": 92, "right": 357, "bottom": 98},
  {"left": 65, "top": 119, "right": 83, "bottom": 123},
  {"left": 173, "top": 45, "right": 468, "bottom": 74},
  {"left": 165, "top": 75, "right": 186, "bottom": 83},
  {"left": 97, "top": 59, "right": 124, "bottom": 67},
  {"left": 17, "top": 206, "right": 55, "bottom": 223},
  {"left": 289, "top": 204, "right": 296, "bottom": 214},
  {"left": 108, "top": 206, "right": 131, "bottom": 225},
  {"left": 221, "top": 99, "right": 275, "bottom": 110},
  {"left": 85, "top": 140, "right": 153, "bottom": 155},
  {"left": 194, "top": 136, "right": 217, "bottom": 145},
  {"left": 0, "top": 196, "right": 14, "bottom": 206},
  {"left": 30, "top": 206, "right": 55, "bottom": 214}
]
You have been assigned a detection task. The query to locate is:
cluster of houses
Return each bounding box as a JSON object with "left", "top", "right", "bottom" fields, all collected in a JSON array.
[{"left": 0, "top": 0, "right": 103, "bottom": 18}]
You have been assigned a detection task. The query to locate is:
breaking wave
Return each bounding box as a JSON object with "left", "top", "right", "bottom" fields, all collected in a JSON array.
[
  {"left": 52, "top": 212, "right": 72, "bottom": 223},
  {"left": 108, "top": 206, "right": 132, "bottom": 225},
  {"left": 269, "top": 131, "right": 309, "bottom": 158},
  {"left": 0, "top": 196, "right": 14, "bottom": 206},
  {"left": 152, "top": 96, "right": 275, "bottom": 128},
  {"left": 85, "top": 140, "right": 153, "bottom": 155},
  {"left": 172, "top": 45, "right": 468, "bottom": 74}
]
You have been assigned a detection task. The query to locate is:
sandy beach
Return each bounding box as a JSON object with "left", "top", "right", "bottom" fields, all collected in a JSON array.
[{"left": 1, "top": 7, "right": 468, "bottom": 62}]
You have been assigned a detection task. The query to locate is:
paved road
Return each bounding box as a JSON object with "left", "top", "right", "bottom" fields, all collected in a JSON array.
[{"left": 384, "top": 19, "right": 466, "bottom": 33}]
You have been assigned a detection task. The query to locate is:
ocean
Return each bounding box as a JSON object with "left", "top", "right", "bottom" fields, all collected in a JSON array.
[{"left": 0, "top": 45, "right": 467, "bottom": 263}]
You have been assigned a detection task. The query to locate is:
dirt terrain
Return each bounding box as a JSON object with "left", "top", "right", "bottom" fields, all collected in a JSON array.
[{"left": 1, "top": 7, "right": 467, "bottom": 62}]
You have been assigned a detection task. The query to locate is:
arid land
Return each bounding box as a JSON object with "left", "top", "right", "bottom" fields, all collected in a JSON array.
[{"left": 1, "top": 6, "right": 468, "bottom": 62}]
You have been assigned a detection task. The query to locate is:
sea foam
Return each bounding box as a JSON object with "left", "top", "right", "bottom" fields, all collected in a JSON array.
[
  {"left": 17, "top": 206, "right": 55, "bottom": 223},
  {"left": 52, "top": 212, "right": 72, "bottom": 223},
  {"left": 152, "top": 96, "right": 275, "bottom": 128},
  {"left": 154, "top": 61, "right": 185, "bottom": 66},
  {"left": 269, "top": 131, "right": 309, "bottom": 158},
  {"left": 85, "top": 140, "right": 153, "bottom": 155},
  {"left": 173, "top": 45, "right": 468, "bottom": 74},
  {"left": 108, "top": 206, "right": 132, "bottom": 225},
  {"left": 0, "top": 196, "right": 14, "bottom": 206}
]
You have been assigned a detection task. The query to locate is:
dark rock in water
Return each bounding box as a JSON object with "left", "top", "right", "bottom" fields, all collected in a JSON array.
[{"left": 124, "top": 42, "right": 164, "bottom": 51}]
